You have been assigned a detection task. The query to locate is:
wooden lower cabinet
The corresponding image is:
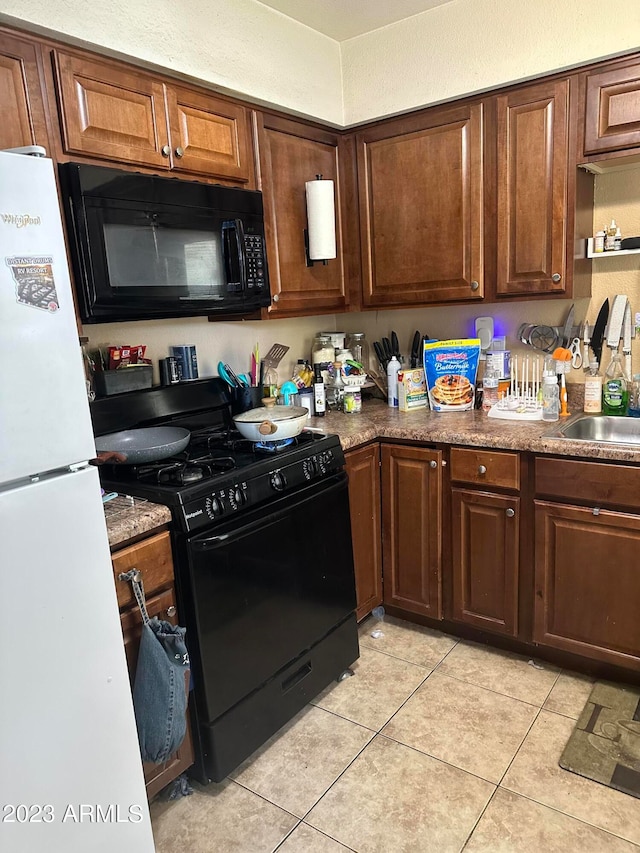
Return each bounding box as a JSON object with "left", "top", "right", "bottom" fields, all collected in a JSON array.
[
  {"left": 112, "top": 530, "right": 194, "bottom": 798},
  {"left": 381, "top": 444, "right": 443, "bottom": 618},
  {"left": 534, "top": 500, "right": 640, "bottom": 670},
  {"left": 451, "top": 489, "right": 519, "bottom": 636},
  {"left": 345, "top": 444, "right": 382, "bottom": 621}
]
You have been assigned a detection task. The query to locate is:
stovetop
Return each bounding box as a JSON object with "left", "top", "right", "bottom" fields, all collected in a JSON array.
[{"left": 99, "top": 425, "right": 344, "bottom": 534}]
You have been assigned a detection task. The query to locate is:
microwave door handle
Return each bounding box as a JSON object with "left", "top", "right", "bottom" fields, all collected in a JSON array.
[{"left": 222, "top": 219, "right": 246, "bottom": 294}]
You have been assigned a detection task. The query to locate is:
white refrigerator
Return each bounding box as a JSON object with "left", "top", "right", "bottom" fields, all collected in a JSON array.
[{"left": 0, "top": 150, "right": 155, "bottom": 851}]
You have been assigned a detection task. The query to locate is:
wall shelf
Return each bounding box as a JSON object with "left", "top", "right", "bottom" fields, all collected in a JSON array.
[{"left": 586, "top": 238, "right": 640, "bottom": 258}]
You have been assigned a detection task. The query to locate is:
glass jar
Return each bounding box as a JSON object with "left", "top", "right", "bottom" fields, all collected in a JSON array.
[
  {"left": 343, "top": 386, "right": 362, "bottom": 414},
  {"left": 311, "top": 334, "right": 334, "bottom": 385},
  {"left": 345, "top": 333, "right": 370, "bottom": 372}
]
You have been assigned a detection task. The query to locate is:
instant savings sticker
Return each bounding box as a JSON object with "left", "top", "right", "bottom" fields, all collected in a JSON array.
[{"left": 6, "top": 255, "right": 59, "bottom": 312}]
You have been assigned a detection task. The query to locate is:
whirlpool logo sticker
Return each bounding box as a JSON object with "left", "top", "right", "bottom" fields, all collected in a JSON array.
[{"left": 1, "top": 212, "right": 42, "bottom": 228}]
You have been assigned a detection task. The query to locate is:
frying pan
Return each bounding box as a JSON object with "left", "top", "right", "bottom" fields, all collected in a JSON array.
[
  {"left": 94, "top": 427, "right": 190, "bottom": 463},
  {"left": 233, "top": 405, "right": 308, "bottom": 442}
]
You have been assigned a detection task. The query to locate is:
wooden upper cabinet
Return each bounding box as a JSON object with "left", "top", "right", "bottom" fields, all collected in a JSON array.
[
  {"left": 255, "top": 112, "right": 356, "bottom": 316},
  {"left": 53, "top": 51, "right": 170, "bottom": 168},
  {"left": 165, "top": 85, "right": 252, "bottom": 181},
  {"left": 0, "top": 32, "right": 50, "bottom": 151},
  {"left": 52, "top": 51, "right": 253, "bottom": 182},
  {"left": 495, "top": 79, "right": 569, "bottom": 296},
  {"left": 583, "top": 59, "right": 640, "bottom": 156},
  {"left": 357, "top": 102, "right": 484, "bottom": 307}
]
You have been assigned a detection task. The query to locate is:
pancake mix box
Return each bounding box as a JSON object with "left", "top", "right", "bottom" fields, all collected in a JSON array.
[
  {"left": 423, "top": 339, "right": 481, "bottom": 412},
  {"left": 398, "top": 367, "right": 427, "bottom": 411}
]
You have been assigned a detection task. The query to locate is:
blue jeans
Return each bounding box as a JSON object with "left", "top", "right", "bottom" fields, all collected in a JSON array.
[{"left": 133, "top": 617, "right": 190, "bottom": 764}]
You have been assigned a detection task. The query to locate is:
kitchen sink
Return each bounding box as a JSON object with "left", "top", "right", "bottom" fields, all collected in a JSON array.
[{"left": 543, "top": 413, "right": 640, "bottom": 446}]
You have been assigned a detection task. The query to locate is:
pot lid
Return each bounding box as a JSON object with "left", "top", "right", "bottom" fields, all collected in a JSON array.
[{"left": 234, "top": 405, "right": 309, "bottom": 423}]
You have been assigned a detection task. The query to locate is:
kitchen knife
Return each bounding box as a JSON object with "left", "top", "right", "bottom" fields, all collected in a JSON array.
[
  {"left": 590, "top": 299, "right": 609, "bottom": 368},
  {"left": 410, "top": 331, "right": 421, "bottom": 368},
  {"left": 561, "top": 304, "right": 575, "bottom": 348},
  {"left": 373, "top": 341, "right": 387, "bottom": 370},
  {"left": 382, "top": 337, "right": 393, "bottom": 361},
  {"left": 391, "top": 331, "right": 400, "bottom": 359}
]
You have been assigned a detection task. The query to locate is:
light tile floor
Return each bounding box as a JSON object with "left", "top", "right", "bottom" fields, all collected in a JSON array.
[{"left": 150, "top": 616, "right": 640, "bottom": 852}]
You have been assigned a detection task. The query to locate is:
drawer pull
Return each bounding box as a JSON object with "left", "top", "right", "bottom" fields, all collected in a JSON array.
[
  {"left": 470, "top": 280, "right": 480, "bottom": 291},
  {"left": 506, "top": 508, "right": 515, "bottom": 518},
  {"left": 478, "top": 465, "right": 487, "bottom": 475},
  {"left": 166, "top": 605, "right": 177, "bottom": 618},
  {"left": 592, "top": 507, "right": 601, "bottom": 516},
  {"left": 551, "top": 273, "right": 562, "bottom": 283}
]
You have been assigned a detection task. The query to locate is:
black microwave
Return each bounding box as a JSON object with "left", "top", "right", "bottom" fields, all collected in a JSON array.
[{"left": 59, "top": 163, "right": 271, "bottom": 323}]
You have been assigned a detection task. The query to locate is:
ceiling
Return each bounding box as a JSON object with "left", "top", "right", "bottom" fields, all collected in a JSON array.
[{"left": 256, "top": 0, "right": 454, "bottom": 41}]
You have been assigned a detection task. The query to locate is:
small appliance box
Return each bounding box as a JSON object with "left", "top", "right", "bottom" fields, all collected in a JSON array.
[
  {"left": 398, "top": 367, "right": 427, "bottom": 411},
  {"left": 171, "top": 345, "right": 198, "bottom": 380}
]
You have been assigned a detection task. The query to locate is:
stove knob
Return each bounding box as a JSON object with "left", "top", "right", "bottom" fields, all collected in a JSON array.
[
  {"left": 270, "top": 470, "right": 286, "bottom": 491},
  {"left": 234, "top": 487, "right": 246, "bottom": 506},
  {"left": 308, "top": 458, "right": 319, "bottom": 477},
  {"left": 211, "top": 496, "right": 223, "bottom": 516}
]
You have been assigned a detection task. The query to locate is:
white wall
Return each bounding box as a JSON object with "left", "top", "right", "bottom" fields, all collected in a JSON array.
[
  {"left": 342, "top": 0, "right": 640, "bottom": 124},
  {"left": 0, "top": 0, "right": 344, "bottom": 124}
]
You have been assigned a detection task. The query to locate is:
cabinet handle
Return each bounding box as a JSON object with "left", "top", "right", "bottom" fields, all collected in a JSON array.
[
  {"left": 166, "top": 605, "right": 177, "bottom": 617},
  {"left": 478, "top": 464, "right": 487, "bottom": 475},
  {"left": 551, "top": 273, "right": 562, "bottom": 283},
  {"left": 429, "top": 460, "right": 437, "bottom": 468},
  {"left": 175, "top": 146, "right": 184, "bottom": 158},
  {"left": 506, "top": 508, "right": 515, "bottom": 518},
  {"left": 470, "top": 280, "right": 480, "bottom": 291},
  {"left": 161, "top": 144, "right": 170, "bottom": 157},
  {"left": 592, "top": 507, "right": 601, "bottom": 516},
  {"left": 272, "top": 294, "right": 280, "bottom": 303}
]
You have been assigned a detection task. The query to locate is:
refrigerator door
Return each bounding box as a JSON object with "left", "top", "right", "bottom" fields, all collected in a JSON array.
[
  {"left": 0, "top": 466, "right": 154, "bottom": 852},
  {"left": 0, "top": 151, "right": 96, "bottom": 485}
]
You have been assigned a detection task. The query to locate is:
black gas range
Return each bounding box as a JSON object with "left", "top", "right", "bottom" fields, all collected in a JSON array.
[{"left": 91, "top": 379, "right": 359, "bottom": 784}]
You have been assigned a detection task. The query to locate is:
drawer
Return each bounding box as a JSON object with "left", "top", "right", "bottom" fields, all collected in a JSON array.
[
  {"left": 535, "top": 457, "right": 640, "bottom": 509},
  {"left": 112, "top": 531, "right": 174, "bottom": 610},
  {"left": 450, "top": 447, "right": 520, "bottom": 490}
]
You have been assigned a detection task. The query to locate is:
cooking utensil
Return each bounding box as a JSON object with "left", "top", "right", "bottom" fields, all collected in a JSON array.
[
  {"left": 590, "top": 299, "right": 610, "bottom": 367},
  {"left": 605, "top": 294, "right": 628, "bottom": 349},
  {"left": 391, "top": 331, "right": 400, "bottom": 358},
  {"left": 410, "top": 331, "right": 422, "bottom": 368},
  {"left": 233, "top": 402, "right": 308, "bottom": 441},
  {"left": 623, "top": 300, "right": 633, "bottom": 380},
  {"left": 528, "top": 325, "right": 558, "bottom": 353},
  {"left": 373, "top": 341, "right": 387, "bottom": 370},
  {"left": 217, "top": 361, "right": 239, "bottom": 388},
  {"left": 582, "top": 322, "right": 590, "bottom": 369},
  {"left": 94, "top": 427, "right": 190, "bottom": 463},
  {"left": 561, "top": 304, "right": 575, "bottom": 348},
  {"left": 569, "top": 338, "right": 582, "bottom": 369},
  {"left": 381, "top": 337, "right": 393, "bottom": 362},
  {"left": 263, "top": 343, "right": 289, "bottom": 369}
]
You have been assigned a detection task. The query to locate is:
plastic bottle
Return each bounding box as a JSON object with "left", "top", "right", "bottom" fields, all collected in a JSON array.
[
  {"left": 594, "top": 230, "right": 606, "bottom": 253},
  {"left": 370, "top": 605, "right": 385, "bottom": 639},
  {"left": 541, "top": 375, "right": 560, "bottom": 422},
  {"left": 614, "top": 227, "right": 622, "bottom": 251},
  {"left": 583, "top": 361, "right": 602, "bottom": 414},
  {"left": 605, "top": 219, "right": 617, "bottom": 251},
  {"left": 602, "top": 349, "right": 629, "bottom": 415},
  {"left": 328, "top": 361, "right": 344, "bottom": 410},
  {"left": 482, "top": 363, "right": 500, "bottom": 412},
  {"left": 629, "top": 375, "right": 640, "bottom": 418},
  {"left": 313, "top": 365, "right": 326, "bottom": 417},
  {"left": 387, "top": 355, "right": 400, "bottom": 408}
]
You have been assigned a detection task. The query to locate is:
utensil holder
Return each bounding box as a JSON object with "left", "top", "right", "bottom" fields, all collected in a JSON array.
[{"left": 231, "top": 386, "right": 264, "bottom": 414}]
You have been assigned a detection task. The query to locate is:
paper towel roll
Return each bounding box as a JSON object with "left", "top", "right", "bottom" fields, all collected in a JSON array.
[{"left": 305, "top": 179, "right": 336, "bottom": 260}]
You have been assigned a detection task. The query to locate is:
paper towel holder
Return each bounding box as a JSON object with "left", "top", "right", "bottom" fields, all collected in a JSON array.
[{"left": 304, "top": 174, "right": 336, "bottom": 267}]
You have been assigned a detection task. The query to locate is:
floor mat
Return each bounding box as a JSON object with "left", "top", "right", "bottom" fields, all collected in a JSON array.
[{"left": 560, "top": 681, "right": 640, "bottom": 799}]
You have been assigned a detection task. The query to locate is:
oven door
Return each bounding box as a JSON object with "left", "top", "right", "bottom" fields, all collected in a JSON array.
[{"left": 181, "top": 472, "right": 356, "bottom": 724}]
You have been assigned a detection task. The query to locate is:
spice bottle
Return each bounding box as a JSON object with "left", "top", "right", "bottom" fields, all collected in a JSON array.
[
  {"left": 605, "top": 219, "right": 617, "bottom": 251},
  {"left": 583, "top": 361, "right": 602, "bottom": 413}
]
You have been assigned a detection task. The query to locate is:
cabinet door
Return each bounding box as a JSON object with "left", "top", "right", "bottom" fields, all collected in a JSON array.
[
  {"left": 120, "top": 587, "right": 194, "bottom": 799},
  {"left": 451, "top": 489, "right": 519, "bottom": 636},
  {"left": 166, "top": 85, "right": 253, "bottom": 183},
  {"left": 496, "top": 80, "right": 569, "bottom": 296},
  {"left": 381, "top": 444, "right": 442, "bottom": 619},
  {"left": 583, "top": 60, "right": 640, "bottom": 155},
  {"left": 53, "top": 51, "right": 170, "bottom": 168},
  {"left": 255, "top": 112, "right": 355, "bottom": 316},
  {"left": 357, "top": 103, "right": 484, "bottom": 307},
  {"left": 534, "top": 500, "right": 640, "bottom": 670},
  {"left": 345, "top": 444, "right": 382, "bottom": 621},
  {"left": 0, "top": 32, "right": 50, "bottom": 151}
]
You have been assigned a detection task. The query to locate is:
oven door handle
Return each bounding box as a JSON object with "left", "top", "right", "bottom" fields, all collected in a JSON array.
[{"left": 191, "top": 472, "right": 347, "bottom": 551}]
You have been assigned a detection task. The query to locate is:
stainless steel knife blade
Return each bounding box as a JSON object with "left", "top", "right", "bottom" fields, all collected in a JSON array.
[{"left": 561, "top": 304, "right": 575, "bottom": 348}]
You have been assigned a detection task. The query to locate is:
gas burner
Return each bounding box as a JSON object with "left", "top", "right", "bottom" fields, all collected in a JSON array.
[{"left": 254, "top": 438, "right": 295, "bottom": 453}]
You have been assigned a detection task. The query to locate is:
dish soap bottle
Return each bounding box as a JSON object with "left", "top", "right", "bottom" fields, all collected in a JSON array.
[
  {"left": 602, "top": 349, "right": 629, "bottom": 415},
  {"left": 583, "top": 361, "right": 602, "bottom": 414}
]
